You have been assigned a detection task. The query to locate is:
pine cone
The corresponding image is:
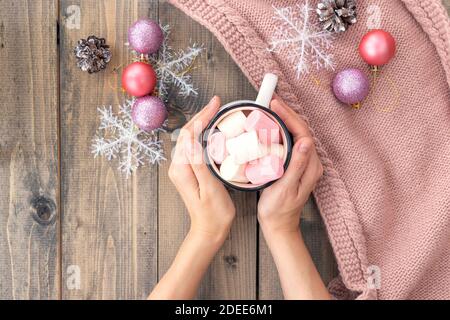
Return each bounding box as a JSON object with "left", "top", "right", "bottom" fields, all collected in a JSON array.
[
  {"left": 317, "top": 0, "right": 357, "bottom": 33},
  {"left": 74, "top": 36, "right": 112, "bottom": 73}
]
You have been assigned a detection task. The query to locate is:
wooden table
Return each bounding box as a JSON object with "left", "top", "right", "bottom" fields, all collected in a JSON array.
[{"left": 1, "top": 0, "right": 448, "bottom": 300}]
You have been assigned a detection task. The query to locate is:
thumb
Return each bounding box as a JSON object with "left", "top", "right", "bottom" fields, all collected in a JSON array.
[{"left": 278, "top": 137, "right": 313, "bottom": 187}]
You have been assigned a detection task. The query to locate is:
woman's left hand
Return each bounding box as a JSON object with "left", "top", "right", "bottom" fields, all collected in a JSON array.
[
  {"left": 149, "top": 96, "right": 235, "bottom": 300},
  {"left": 169, "top": 96, "right": 236, "bottom": 244}
]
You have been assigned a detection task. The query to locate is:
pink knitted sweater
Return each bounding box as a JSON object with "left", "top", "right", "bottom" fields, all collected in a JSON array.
[{"left": 168, "top": 0, "right": 450, "bottom": 299}]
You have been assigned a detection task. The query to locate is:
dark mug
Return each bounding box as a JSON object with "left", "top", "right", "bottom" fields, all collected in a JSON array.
[{"left": 202, "top": 74, "right": 293, "bottom": 191}]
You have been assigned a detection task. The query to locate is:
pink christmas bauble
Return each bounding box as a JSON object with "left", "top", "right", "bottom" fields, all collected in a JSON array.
[
  {"left": 128, "top": 18, "right": 164, "bottom": 54},
  {"left": 132, "top": 96, "right": 167, "bottom": 131},
  {"left": 122, "top": 62, "right": 157, "bottom": 97},
  {"left": 332, "top": 68, "right": 369, "bottom": 108},
  {"left": 359, "top": 29, "right": 396, "bottom": 67}
]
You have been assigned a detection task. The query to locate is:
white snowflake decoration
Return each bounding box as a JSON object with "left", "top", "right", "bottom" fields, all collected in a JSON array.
[
  {"left": 148, "top": 25, "right": 203, "bottom": 99},
  {"left": 269, "top": 1, "right": 335, "bottom": 78},
  {"left": 91, "top": 99, "right": 166, "bottom": 177},
  {"left": 92, "top": 24, "right": 203, "bottom": 176}
]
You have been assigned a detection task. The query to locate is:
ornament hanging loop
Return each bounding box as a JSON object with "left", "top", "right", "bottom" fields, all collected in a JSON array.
[{"left": 351, "top": 102, "right": 361, "bottom": 109}]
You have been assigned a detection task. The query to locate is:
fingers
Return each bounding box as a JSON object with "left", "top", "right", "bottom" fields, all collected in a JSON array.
[
  {"left": 270, "top": 97, "right": 311, "bottom": 140},
  {"left": 179, "top": 96, "right": 221, "bottom": 142},
  {"left": 277, "top": 137, "right": 313, "bottom": 188},
  {"left": 270, "top": 96, "right": 324, "bottom": 193},
  {"left": 170, "top": 96, "right": 221, "bottom": 198},
  {"left": 185, "top": 139, "right": 215, "bottom": 189},
  {"left": 168, "top": 139, "right": 199, "bottom": 194},
  {"left": 299, "top": 153, "right": 324, "bottom": 193},
  {"left": 170, "top": 96, "right": 221, "bottom": 194}
]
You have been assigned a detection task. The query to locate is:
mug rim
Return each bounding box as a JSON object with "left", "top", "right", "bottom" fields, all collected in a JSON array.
[{"left": 201, "top": 101, "right": 293, "bottom": 192}]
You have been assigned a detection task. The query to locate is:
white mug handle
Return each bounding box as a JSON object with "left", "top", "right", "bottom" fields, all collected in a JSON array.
[{"left": 255, "top": 73, "right": 278, "bottom": 109}]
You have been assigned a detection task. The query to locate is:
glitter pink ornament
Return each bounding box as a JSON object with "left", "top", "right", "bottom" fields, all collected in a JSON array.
[
  {"left": 332, "top": 68, "right": 370, "bottom": 109},
  {"left": 132, "top": 96, "right": 167, "bottom": 131},
  {"left": 128, "top": 18, "right": 164, "bottom": 54}
]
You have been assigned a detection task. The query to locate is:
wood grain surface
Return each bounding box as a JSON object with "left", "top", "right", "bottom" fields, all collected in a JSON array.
[
  {"left": 59, "top": 0, "right": 159, "bottom": 300},
  {"left": 1, "top": 0, "right": 448, "bottom": 300},
  {"left": 0, "top": 0, "right": 59, "bottom": 299}
]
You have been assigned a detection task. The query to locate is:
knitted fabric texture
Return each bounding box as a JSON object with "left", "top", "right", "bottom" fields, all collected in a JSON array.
[{"left": 168, "top": 0, "right": 450, "bottom": 299}]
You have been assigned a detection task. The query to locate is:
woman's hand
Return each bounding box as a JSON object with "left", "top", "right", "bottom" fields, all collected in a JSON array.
[
  {"left": 258, "top": 97, "right": 323, "bottom": 236},
  {"left": 149, "top": 96, "right": 235, "bottom": 300},
  {"left": 168, "top": 96, "right": 235, "bottom": 243},
  {"left": 257, "top": 97, "right": 329, "bottom": 300}
]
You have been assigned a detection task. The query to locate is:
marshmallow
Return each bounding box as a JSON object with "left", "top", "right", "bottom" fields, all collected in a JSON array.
[
  {"left": 226, "top": 131, "right": 268, "bottom": 164},
  {"left": 207, "top": 132, "right": 228, "bottom": 164},
  {"left": 244, "top": 110, "right": 280, "bottom": 144},
  {"left": 268, "top": 143, "right": 285, "bottom": 158},
  {"left": 220, "top": 156, "right": 249, "bottom": 183},
  {"left": 245, "top": 154, "right": 284, "bottom": 185},
  {"left": 217, "top": 111, "right": 247, "bottom": 138}
]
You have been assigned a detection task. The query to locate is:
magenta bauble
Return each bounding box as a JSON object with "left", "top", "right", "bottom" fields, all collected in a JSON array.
[
  {"left": 332, "top": 68, "right": 370, "bottom": 109},
  {"left": 122, "top": 62, "right": 157, "bottom": 97},
  {"left": 132, "top": 96, "right": 167, "bottom": 131},
  {"left": 359, "top": 30, "right": 396, "bottom": 67},
  {"left": 128, "top": 18, "right": 164, "bottom": 54}
]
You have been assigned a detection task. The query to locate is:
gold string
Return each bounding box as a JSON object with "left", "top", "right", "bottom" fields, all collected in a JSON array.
[
  {"left": 370, "top": 68, "right": 401, "bottom": 114},
  {"left": 309, "top": 70, "right": 400, "bottom": 114},
  {"left": 310, "top": 74, "right": 324, "bottom": 88},
  {"left": 107, "top": 63, "right": 125, "bottom": 92},
  {"left": 153, "top": 53, "right": 200, "bottom": 77}
]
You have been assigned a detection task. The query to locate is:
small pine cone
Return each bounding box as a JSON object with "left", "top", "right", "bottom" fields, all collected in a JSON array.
[
  {"left": 317, "top": 0, "right": 357, "bottom": 33},
  {"left": 74, "top": 36, "right": 112, "bottom": 73}
]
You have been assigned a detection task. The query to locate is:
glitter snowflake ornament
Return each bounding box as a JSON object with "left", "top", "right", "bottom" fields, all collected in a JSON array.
[
  {"left": 91, "top": 99, "right": 165, "bottom": 177},
  {"left": 133, "top": 25, "right": 203, "bottom": 100},
  {"left": 269, "top": 1, "right": 335, "bottom": 77},
  {"left": 150, "top": 25, "right": 203, "bottom": 99},
  {"left": 92, "top": 22, "right": 203, "bottom": 176}
]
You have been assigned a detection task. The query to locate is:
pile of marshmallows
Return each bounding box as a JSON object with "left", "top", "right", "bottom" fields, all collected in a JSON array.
[{"left": 208, "top": 109, "right": 285, "bottom": 185}]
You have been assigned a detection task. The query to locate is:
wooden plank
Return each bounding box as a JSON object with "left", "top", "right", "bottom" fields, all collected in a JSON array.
[
  {"left": 157, "top": 3, "right": 258, "bottom": 299},
  {"left": 59, "top": 0, "right": 158, "bottom": 299},
  {"left": 444, "top": 0, "right": 450, "bottom": 12},
  {"left": 0, "top": 0, "right": 59, "bottom": 299}
]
